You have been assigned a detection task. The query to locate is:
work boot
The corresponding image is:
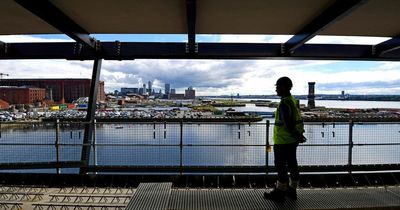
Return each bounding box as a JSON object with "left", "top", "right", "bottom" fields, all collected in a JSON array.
[
  {"left": 263, "top": 181, "right": 287, "bottom": 202},
  {"left": 286, "top": 186, "right": 297, "bottom": 200},
  {"left": 287, "top": 178, "right": 299, "bottom": 200},
  {"left": 263, "top": 188, "right": 286, "bottom": 202}
]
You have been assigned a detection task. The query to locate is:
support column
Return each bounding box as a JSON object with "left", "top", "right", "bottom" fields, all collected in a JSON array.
[{"left": 80, "top": 58, "right": 102, "bottom": 174}]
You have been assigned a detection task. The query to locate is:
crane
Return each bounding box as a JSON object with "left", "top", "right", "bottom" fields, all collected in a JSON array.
[{"left": 0, "top": 73, "right": 9, "bottom": 81}]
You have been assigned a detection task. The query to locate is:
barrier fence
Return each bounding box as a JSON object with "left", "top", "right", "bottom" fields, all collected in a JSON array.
[{"left": 0, "top": 121, "right": 399, "bottom": 174}]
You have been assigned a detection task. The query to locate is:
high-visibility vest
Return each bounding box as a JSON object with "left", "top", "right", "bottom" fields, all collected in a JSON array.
[{"left": 273, "top": 95, "right": 304, "bottom": 145}]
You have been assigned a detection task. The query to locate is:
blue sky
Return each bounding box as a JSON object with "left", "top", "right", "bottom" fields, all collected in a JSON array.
[{"left": 0, "top": 34, "right": 399, "bottom": 96}]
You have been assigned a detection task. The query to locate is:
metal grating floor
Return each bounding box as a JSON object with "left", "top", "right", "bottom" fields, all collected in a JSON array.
[
  {"left": 167, "top": 187, "right": 400, "bottom": 210},
  {"left": 126, "top": 182, "right": 172, "bottom": 210}
]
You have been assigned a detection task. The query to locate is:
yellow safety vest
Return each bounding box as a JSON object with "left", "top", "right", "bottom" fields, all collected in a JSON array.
[{"left": 273, "top": 95, "right": 304, "bottom": 145}]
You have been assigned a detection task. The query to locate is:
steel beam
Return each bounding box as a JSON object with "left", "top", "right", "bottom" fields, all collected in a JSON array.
[
  {"left": 285, "top": 0, "right": 368, "bottom": 54},
  {"left": 186, "top": 0, "right": 197, "bottom": 54},
  {"left": 375, "top": 37, "right": 400, "bottom": 56},
  {"left": 3, "top": 42, "right": 400, "bottom": 61},
  {"left": 80, "top": 58, "right": 102, "bottom": 174},
  {"left": 15, "top": 0, "right": 97, "bottom": 50}
]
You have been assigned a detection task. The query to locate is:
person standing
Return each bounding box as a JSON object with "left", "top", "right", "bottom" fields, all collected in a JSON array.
[{"left": 264, "top": 76, "right": 306, "bottom": 202}]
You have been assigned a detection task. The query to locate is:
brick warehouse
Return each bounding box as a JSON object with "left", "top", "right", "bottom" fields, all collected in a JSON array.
[
  {"left": 0, "top": 79, "right": 105, "bottom": 103},
  {"left": 0, "top": 87, "right": 45, "bottom": 104}
]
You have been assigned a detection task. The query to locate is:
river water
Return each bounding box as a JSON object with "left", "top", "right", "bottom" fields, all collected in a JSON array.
[{"left": 0, "top": 100, "right": 399, "bottom": 174}]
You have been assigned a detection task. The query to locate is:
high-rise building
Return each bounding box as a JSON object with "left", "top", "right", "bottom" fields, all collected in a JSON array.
[
  {"left": 170, "top": 88, "right": 176, "bottom": 94},
  {"left": 165, "top": 83, "right": 170, "bottom": 95},
  {"left": 148, "top": 81, "right": 152, "bottom": 95},
  {"left": 0, "top": 79, "right": 105, "bottom": 103},
  {"left": 142, "top": 84, "right": 146, "bottom": 95},
  {"left": 308, "top": 82, "right": 315, "bottom": 108},
  {"left": 185, "top": 86, "right": 196, "bottom": 99},
  {"left": 139, "top": 88, "right": 144, "bottom": 95}
]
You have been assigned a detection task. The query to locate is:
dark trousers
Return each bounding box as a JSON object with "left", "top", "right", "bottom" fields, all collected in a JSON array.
[{"left": 274, "top": 143, "right": 300, "bottom": 183}]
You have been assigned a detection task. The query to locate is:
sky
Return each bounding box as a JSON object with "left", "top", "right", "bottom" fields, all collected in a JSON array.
[{"left": 0, "top": 34, "right": 399, "bottom": 96}]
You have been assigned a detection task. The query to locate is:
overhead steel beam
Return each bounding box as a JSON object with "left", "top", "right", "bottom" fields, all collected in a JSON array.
[
  {"left": 15, "top": 0, "right": 97, "bottom": 50},
  {"left": 3, "top": 42, "right": 400, "bottom": 61},
  {"left": 186, "top": 0, "right": 197, "bottom": 54},
  {"left": 80, "top": 58, "right": 102, "bottom": 174},
  {"left": 375, "top": 37, "right": 400, "bottom": 56},
  {"left": 285, "top": 0, "right": 368, "bottom": 54}
]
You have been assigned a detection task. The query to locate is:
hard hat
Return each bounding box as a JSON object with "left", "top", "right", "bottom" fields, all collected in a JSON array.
[{"left": 275, "top": 76, "right": 293, "bottom": 88}]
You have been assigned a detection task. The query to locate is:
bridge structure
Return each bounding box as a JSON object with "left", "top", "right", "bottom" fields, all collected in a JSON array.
[{"left": 1, "top": 0, "right": 400, "bottom": 209}]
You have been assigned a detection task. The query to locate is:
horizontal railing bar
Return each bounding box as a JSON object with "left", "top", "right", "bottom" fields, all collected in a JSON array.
[
  {"left": 0, "top": 161, "right": 84, "bottom": 169},
  {"left": 1, "top": 143, "right": 399, "bottom": 147}
]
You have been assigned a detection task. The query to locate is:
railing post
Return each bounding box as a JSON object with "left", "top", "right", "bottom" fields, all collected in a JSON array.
[
  {"left": 92, "top": 119, "right": 97, "bottom": 168},
  {"left": 348, "top": 120, "right": 354, "bottom": 174},
  {"left": 55, "top": 119, "right": 60, "bottom": 174},
  {"left": 180, "top": 120, "right": 183, "bottom": 175},
  {"left": 265, "top": 120, "right": 270, "bottom": 176}
]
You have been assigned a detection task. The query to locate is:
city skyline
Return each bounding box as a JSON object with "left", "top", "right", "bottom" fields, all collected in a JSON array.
[{"left": 0, "top": 34, "right": 399, "bottom": 96}]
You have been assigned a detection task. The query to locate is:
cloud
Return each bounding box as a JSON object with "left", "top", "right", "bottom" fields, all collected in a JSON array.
[{"left": 1, "top": 35, "right": 399, "bottom": 96}]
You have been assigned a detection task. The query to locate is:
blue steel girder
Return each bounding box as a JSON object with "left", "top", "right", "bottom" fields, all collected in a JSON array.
[
  {"left": 15, "top": 0, "right": 97, "bottom": 50},
  {"left": 284, "top": 0, "right": 368, "bottom": 54},
  {"left": 3, "top": 42, "right": 400, "bottom": 61}
]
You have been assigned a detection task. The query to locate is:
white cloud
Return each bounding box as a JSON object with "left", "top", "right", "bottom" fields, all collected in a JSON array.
[
  {"left": 1, "top": 35, "right": 399, "bottom": 96},
  {"left": 0, "top": 35, "right": 72, "bottom": 43}
]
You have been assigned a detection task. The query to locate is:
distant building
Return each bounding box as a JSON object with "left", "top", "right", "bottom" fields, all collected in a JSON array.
[
  {"left": 170, "top": 88, "right": 176, "bottom": 94},
  {"left": 0, "top": 79, "right": 105, "bottom": 103},
  {"left": 138, "top": 88, "right": 144, "bottom": 95},
  {"left": 0, "top": 86, "right": 45, "bottom": 104},
  {"left": 165, "top": 83, "right": 170, "bottom": 95},
  {"left": 185, "top": 86, "right": 196, "bottom": 99},
  {"left": 121, "top": 88, "right": 138, "bottom": 95},
  {"left": 169, "top": 93, "right": 185, "bottom": 100},
  {"left": 0, "top": 99, "right": 10, "bottom": 109},
  {"left": 142, "top": 84, "right": 146, "bottom": 95}
]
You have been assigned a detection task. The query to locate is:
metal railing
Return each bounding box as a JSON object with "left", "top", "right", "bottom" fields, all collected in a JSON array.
[{"left": 0, "top": 120, "right": 399, "bottom": 174}]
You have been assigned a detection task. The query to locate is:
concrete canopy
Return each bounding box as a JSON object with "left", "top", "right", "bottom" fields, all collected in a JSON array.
[{"left": 0, "top": 0, "right": 398, "bottom": 36}]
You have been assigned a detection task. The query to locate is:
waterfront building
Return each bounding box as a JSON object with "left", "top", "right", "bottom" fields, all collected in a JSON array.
[
  {"left": 121, "top": 87, "right": 139, "bottom": 95},
  {"left": 0, "top": 86, "right": 45, "bottom": 104},
  {"left": 0, "top": 79, "right": 105, "bottom": 103},
  {"left": 185, "top": 86, "right": 196, "bottom": 99},
  {"left": 169, "top": 93, "right": 185, "bottom": 100}
]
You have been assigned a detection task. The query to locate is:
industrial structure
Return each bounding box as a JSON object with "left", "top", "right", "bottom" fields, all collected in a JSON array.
[{"left": 308, "top": 82, "right": 316, "bottom": 108}]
